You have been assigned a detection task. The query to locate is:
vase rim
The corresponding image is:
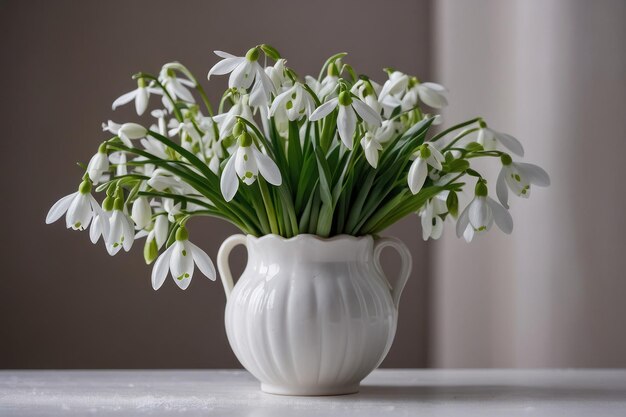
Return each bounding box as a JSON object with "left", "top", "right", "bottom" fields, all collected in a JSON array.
[{"left": 246, "top": 233, "right": 374, "bottom": 245}]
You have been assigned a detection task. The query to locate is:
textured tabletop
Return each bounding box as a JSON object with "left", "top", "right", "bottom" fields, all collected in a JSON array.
[{"left": 1, "top": 369, "right": 626, "bottom": 416}]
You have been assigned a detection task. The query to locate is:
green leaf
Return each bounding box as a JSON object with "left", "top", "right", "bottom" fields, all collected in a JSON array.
[
  {"left": 446, "top": 190, "right": 459, "bottom": 218},
  {"left": 444, "top": 159, "right": 470, "bottom": 172}
]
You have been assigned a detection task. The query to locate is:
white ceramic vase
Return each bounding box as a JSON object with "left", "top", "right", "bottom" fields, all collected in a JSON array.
[{"left": 217, "top": 234, "right": 411, "bottom": 396}]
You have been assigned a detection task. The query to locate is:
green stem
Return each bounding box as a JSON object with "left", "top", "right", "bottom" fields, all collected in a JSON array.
[
  {"left": 430, "top": 117, "right": 481, "bottom": 143},
  {"left": 258, "top": 178, "right": 279, "bottom": 235}
]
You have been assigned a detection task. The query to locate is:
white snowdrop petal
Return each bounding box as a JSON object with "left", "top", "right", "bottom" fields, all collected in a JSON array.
[
  {"left": 188, "top": 241, "right": 216, "bottom": 281},
  {"left": 468, "top": 197, "right": 490, "bottom": 230},
  {"left": 407, "top": 158, "right": 427, "bottom": 194},
  {"left": 337, "top": 105, "right": 357, "bottom": 149},
  {"left": 431, "top": 217, "right": 444, "bottom": 240},
  {"left": 170, "top": 241, "right": 194, "bottom": 290},
  {"left": 487, "top": 198, "right": 513, "bottom": 234},
  {"left": 496, "top": 168, "right": 510, "bottom": 209},
  {"left": 269, "top": 88, "right": 292, "bottom": 115},
  {"left": 112, "top": 90, "right": 137, "bottom": 110},
  {"left": 309, "top": 98, "right": 339, "bottom": 121},
  {"left": 495, "top": 131, "right": 525, "bottom": 157},
  {"left": 151, "top": 245, "right": 174, "bottom": 290},
  {"left": 208, "top": 57, "right": 243, "bottom": 78},
  {"left": 518, "top": 163, "right": 551, "bottom": 187},
  {"left": 131, "top": 197, "right": 152, "bottom": 230},
  {"left": 352, "top": 99, "right": 382, "bottom": 126},
  {"left": 253, "top": 148, "right": 282, "bottom": 186},
  {"left": 456, "top": 205, "right": 471, "bottom": 238},
  {"left": 122, "top": 215, "right": 135, "bottom": 251},
  {"left": 418, "top": 85, "right": 448, "bottom": 109},
  {"left": 214, "top": 50, "right": 237, "bottom": 59},
  {"left": 421, "top": 82, "right": 448, "bottom": 92},
  {"left": 67, "top": 193, "right": 93, "bottom": 230},
  {"left": 90, "top": 215, "right": 102, "bottom": 244},
  {"left": 46, "top": 192, "right": 78, "bottom": 224},
  {"left": 220, "top": 155, "right": 239, "bottom": 202},
  {"left": 135, "top": 87, "right": 149, "bottom": 115},
  {"left": 170, "top": 79, "right": 195, "bottom": 102},
  {"left": 230, "top": 60, "right": 254, "bottom": 90},
  {"left": 119, "top": 123, "right": 147, "bottom": 140},
  {"left": 154, "top": 215, "right": 169, "bottom": 249}
]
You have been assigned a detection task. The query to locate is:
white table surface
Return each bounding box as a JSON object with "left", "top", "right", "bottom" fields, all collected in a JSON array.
[{"left": 1, "top": 369, "right": 625, "bottom": 416}]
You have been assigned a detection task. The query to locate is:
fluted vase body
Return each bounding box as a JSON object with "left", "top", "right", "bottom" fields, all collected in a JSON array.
[{"left": 217, "top": 234, "right": 411, "bottom": 396}]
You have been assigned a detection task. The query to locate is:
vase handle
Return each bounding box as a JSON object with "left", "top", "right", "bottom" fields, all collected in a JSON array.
[
  {"left": 373, "top": 237, "right": 412, "bottom": 309},
  {"left": 217, "top": 234, "right": 248, "bottom": 300}
]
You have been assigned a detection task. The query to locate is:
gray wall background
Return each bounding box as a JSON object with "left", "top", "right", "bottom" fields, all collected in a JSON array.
[{"left": 0, "top": 0, "right": 433, "bottom": 368}]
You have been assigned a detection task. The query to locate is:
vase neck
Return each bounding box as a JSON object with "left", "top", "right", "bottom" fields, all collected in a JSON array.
[{"left": 246, "top": 234, "right": 374, "bottom": 263}]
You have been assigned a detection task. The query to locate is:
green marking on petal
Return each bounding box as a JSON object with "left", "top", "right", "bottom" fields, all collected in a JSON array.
[{"left": 182, "top": 249, "right": 187, "bottom": 256}]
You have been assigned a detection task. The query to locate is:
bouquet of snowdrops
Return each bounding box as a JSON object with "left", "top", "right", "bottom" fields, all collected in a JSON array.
[{"left": 46, "top": 44, "right": 549, "bottom": 290}]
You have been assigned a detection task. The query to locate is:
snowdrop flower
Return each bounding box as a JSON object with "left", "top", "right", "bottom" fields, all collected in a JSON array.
[
  {"left": 89, "top": 195, "right": 113, "bottom": 244},
  {"left": 109, "top": 152, "right": 127, "bottom": 176},
  {"left": 103, "top": 122, "right": 147, "bottom": 147},
  {"left": 208, "top": 48, "right": 275, "bottom": 105},
  {"left": 147, "top": 169, "right": 195, "bottom": 195},
  {"left": 360, "top": 120, "right": 395, "bottom": 168},
  {"left": 351, "top": 79, "right": 383, "bottom": 114},
  {"left": 456, "top": 181, "right": 513, "bottom": 242},
  {"left": 151, "top": 227, "right": 216, "bottom": 290},
  {"left": 168, "top": 119, "right": 202, "bottom": 148},
  {"left": 265, "top": 59, "right": 291, "bottom": 91},
  {"left": 158, "top": 64, "right": 195, "bottom": 103},
  {"left": 496, "top": 155, "right": 550, "bottom": 208},
  {"left": 86, "top": 143, "right": 109, "bottom": 184},
  {"left": 131, "top": 197, "right": 152, "bottom": 230},
  {"left": 213, "top": 94, "right": 256, "bottom": 138},
  {"left": 309, "top": 91, "right": 382, "bottom": 149},
  {"left": 106, "top": 196, "right": 134, "bottom": 256},
  {"left": 112, "top": 78, "right": 152, "bottom": 115},
  {"left": 378, "top": 71, "right": 409, "bottom": 101},
  {"left": 45, "top": 179, "right": 102, "bottom": 231},
  {"left": 419, "top": 193, "right": 448, "bottom": 241},
  {"left": 220, "top": 131, "right": 282, "bottom": 202},
  {"left": 404, "top": 82, "right": 448, "bottom": 109},
  {"left": 270, "top": 83, "right": 315, "bottom": 121},
  {"left": 150, "top": 109, "right": 169, "bottom": 137},
  {"left": 137, "top": 213, "right": 169, "bottom": 249},
  {"left": 477, "top": 124, "right": 524, "bottom": 156},
  {"left": 407, "top": 143, "right": 445, "bottom": 194}
]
